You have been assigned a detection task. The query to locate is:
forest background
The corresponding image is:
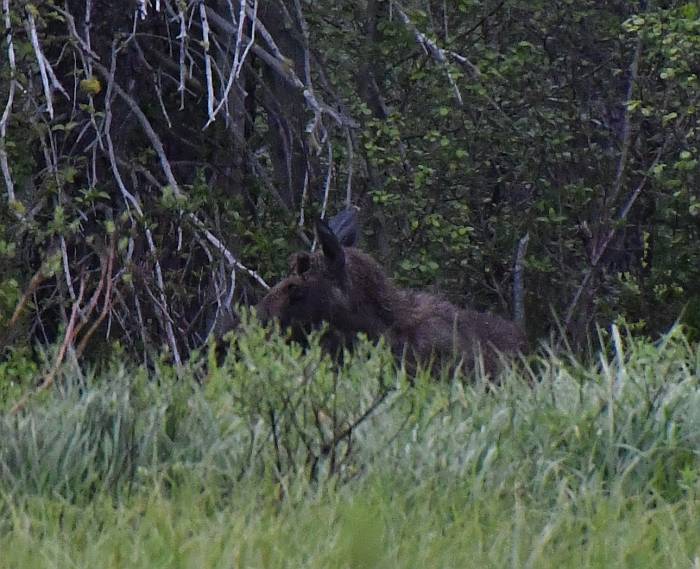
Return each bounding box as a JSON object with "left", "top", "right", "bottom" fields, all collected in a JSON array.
[{"left": 0, "top": 0, "right": 698, "bottom": 370}]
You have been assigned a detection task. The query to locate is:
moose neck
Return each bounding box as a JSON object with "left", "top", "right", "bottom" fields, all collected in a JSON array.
[{"left": 342, "top": 248, "right": 402, "bottom": 333}]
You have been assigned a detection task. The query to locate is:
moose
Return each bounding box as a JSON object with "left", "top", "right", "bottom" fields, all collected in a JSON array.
[{"left": 257, "top": 210, "right": 526, "bottom": 377}]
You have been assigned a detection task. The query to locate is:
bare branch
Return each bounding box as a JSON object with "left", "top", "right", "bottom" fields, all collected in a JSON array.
[
  {"left": 199, "top": 1, "right": 215, "bottom": 121},
  {"left": 83, "top": 0, "right": 94, "bottom": 66},
  {"left": 235, "top": 0, "right": 257, "bottom": 78},
  {"left": 53, "top": 2, "right": 101, "bottom": 61},
  {"left": 512, "top": 232, "right": 530, "bottom": 327},
  {"left": 205, "top": 5, "right": 357, "bottom": 128},
  {"left": 60, "top": 236, "right": 77, "bottom": 302},
  {"left": 6, "top": 269, "right": 48, "bottom": 335},
  {"left": 146, "top": 227, "right": 183, "bottom": 367},
  {"left": 391, "top": 1, "right": 463, "bottom": 106},
  {"left": 345, "top": 129, "right": 353, "bottom": 208},
  {"left": 391, "top": 2, "right": 519, "bottom": 126},
  {"left": 154, "top": 70, "right": 173, "bottom": 128},
  {"left": 562, "top": 30, "right": 649, "bottom": 334},
  {"left": 1, "top": 0, "right": 17, "bottom": 202},
  {"left": 26, "top": 9, "right": 55, "bottom": 119},
  {"left": 12, "top": 273, "right": 88, "bottom": 415},
  {"left": 77, "top": 233, "right": 117, "bottom": 358},
  {"left": 103, "top": 43, "right": 143, "bottom": 215},
  {"left": 176, "top": 1, "right": 187, "bottom": 109},
  {"left": 250, "top": 5, "right": 287, "bottom": 62},
  {"left": 203, "top": 0, "right": 257, "bottom": 128},
  {"left": 563, "top": 145, "right": 666, "bottom": 331},
  {"left": 41, "top": 52, "right": 71, "bottom": 101},
  {"left": 189, "top": 214, "right": 270, "bottom": 290},
  {"left": 91, "top": 56, "right": 184, "bottom": 198},
  {"left": 320, "top": 139, "right": 333, "bottom": 220},
  {"left": 299, "top": 169, "right": 309, "bottom": 227},
  {"left": 604, "top": 35, "right": 643, "bottom": 220}
]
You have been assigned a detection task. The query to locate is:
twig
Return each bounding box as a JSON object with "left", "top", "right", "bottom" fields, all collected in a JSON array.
[
  {"left": 320, "top": 390, "right": 390, "bottom": 456},
  {"left": 0, "top": 0, "right": 17, "bottom": 202},
  {"left": 205, "top": 5, "right": 357, "bottom": 128},
  {"left": 203, "top": 0, "right": 257, "bottom": 128},
  {"left": 563, "top": 145, "right": 665, "bottom": 331},
  {"left": 392, "top": 1, "right": 463, "bottom": 106},
  {"left": 154, "top": 70, "right": 172, "bottom": 128},
  {"left": 189, "top": 213, "right": 270, "bottom": 289},
  {"left": 60, "top": 236, "right": 77, "bottom": 302},
  {"left": 292, "top": 0, "right": 313, "bottom": 90},
  {"left": 83, "top": 0, "right": 94, "bottom": 64},
  {"left": 345, "top": 129, "right": 353, "bottom": 208},
  {"left": 289, "top": 0, "right": 327, "bottom": 143},
  {"left": 454, "top": 0, "right": 506, "bottom": 42},
  {"left": 79, "top": 246, "right": 110, "bottom": 323},
  {"left": 236, "top": 0, "right": 257, "bottom": 78},
  {"left": 512, "top": 232, "right": 530, "bottom": 327},
  {"left": 199, "top": 1, "right": 215, "bottom": 121},
  {"left": 41, "top": 52, "right": 70, "bottom": 101},
  {"left": 224, "top": 265, "right": 236, "bottom": 310},
  {"left": 103, "top": 43, "right": 143, "bottom": 214},
  {"left": 320, "top": 139, "right": 333, "bottom": 220},
  {"left": 76, "top": 237, "right": 116, "bottom": 357},
  {"left": 176, "top": 1, "right": 187, "bottom": 109},
  {"left": 249, "top": 3, "right": 286, "bottom": 62},
  {"left": 11, "top": 273, "right": 87, "bottom": 415},
  {"left": 26, "top": 9, "right": 54, "bottom": 119},
  {"left": 7, "top": 269, "right": 47, "bottom": 331},
  {"left": 310, "top": 139, "right": 334, "bottom": 252},
  {"left": 132, "top": 289, "right": 148, "bottom": 362},
  {"left": 604, "top": 35, "right": 643, "bottom": 219},
  {"left": 124, "top": 154, "right": 271, "bottom": 290},
  {"left": 391, "top": 2, "right": 518, "bottom": 126},
  {"left": 562, "top": 30, "right": 649, "bottom": 334},
  {"left": 96, "top": 42, "right": 182, "bottom": 365},
  {"left": 145, "top": 227, "right": 183, "bottom": 366},
  {"left": 298, "top": 169, "right": 309, "bottom": 227},
  {"left": 90, "top": 57, "right": 184, "bottom": 198}
]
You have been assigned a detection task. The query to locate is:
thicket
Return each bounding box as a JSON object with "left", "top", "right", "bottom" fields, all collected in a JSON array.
[{"left": 0, "top": 1, "right": 698, "bottom": 372}]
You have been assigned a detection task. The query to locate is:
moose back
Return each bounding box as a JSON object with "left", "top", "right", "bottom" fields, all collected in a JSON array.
[{"left": 258, "top": 213, "right": 526, "bottom": 376}]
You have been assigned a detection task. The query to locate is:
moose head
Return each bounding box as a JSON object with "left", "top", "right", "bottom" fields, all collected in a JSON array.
[{"left": 257, "top": 210, "right": 390, "bottom": 352}]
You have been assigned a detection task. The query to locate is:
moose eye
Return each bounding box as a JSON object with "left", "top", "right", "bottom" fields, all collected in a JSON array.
[
  {"left": 292, "top": 253, "right": 311, "bottom": 275},
  {"left": 287, "top": 283, "right": 305, "bottom": 303}
]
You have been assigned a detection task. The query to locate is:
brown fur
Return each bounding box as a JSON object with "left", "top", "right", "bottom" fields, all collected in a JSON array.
[{"left": 258, "top": 224, "right": 526, "bottom": 377}]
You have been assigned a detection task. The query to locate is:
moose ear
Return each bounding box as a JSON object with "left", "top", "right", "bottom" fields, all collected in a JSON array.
[
  {"left": 328, "top": 206, "right": 360, "bottom": 247},
  {"left": 315, "top": 217, "right": 345, "bottom": 272}
]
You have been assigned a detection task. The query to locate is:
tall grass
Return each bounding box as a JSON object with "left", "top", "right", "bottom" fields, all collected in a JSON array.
[
  {"left": 0, "top": 319, "right": 699, "bottom": 566},
  {"left": 2, "top": 474, "right": 700, "bottom": 568}
]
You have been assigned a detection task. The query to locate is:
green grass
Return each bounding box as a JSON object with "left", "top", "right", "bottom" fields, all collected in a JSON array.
[
  {"left": 3, "top": 477, "right": 700, "bottom": 568},
  {"left": 1, "top": 319, "right": 699, "bottom": 567}
]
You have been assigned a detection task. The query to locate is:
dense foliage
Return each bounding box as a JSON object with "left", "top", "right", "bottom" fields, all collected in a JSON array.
[{"left": 0, "top": 1, "right": 698, "bottom": 367}]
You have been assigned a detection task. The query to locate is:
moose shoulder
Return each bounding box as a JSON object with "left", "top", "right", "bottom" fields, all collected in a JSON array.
[{"left": 258, "top": 215, "right": 526, "bottom": 377}]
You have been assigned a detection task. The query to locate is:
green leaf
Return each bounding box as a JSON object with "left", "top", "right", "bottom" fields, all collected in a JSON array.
[
  {"left": 662, "top": 112, "right": 678, "bottom": 125},
  {"left": 681, "top": 3, "right": 698, "bottom": 20}
]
